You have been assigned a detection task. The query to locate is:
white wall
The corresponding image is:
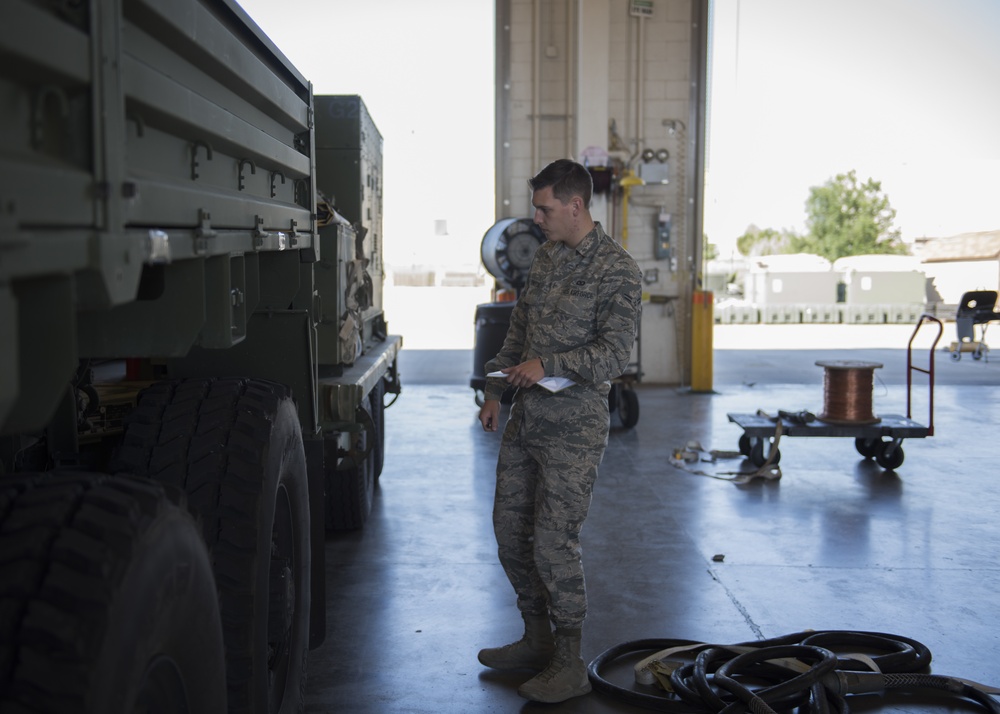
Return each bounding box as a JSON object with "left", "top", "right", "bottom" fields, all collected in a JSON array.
[
  {"left": 747, "top": 271, "right": 840, "bottom": 306},
  {"left": 923, "top": 261, "right": 1000, "bottom": 304},
  {"left": 842, "top": 270, "right": 926, "bottom": 305}
]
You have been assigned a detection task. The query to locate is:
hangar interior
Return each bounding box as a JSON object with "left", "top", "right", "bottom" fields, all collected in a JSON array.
[
  {"left": 304, "top": 2, "right": 1000, "bottom": 713},
  {"left": 2, "top": 1, "right": 998, "bottom": 713}
]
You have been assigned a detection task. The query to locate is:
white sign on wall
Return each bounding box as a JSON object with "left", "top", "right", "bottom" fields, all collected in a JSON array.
[{"left": 630, "top": 0, "right": 654, "bottom": 18}]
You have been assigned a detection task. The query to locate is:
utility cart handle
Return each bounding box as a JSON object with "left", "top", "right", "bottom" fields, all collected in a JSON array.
[{"left": 907, "top": 314, "right": 944, "bottom": 436}]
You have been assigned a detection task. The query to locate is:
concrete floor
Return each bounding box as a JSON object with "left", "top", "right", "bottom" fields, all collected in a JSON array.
[{"left": 304, "top": 341, "right": 1000, "bottom": 713}]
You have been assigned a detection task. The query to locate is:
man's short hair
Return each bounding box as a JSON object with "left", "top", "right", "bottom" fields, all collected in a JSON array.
[{"left": 528, "top": 159, "right": 593, "bottom": 209}]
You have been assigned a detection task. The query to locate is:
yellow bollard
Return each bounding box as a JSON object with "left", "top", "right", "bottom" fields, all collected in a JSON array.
[{"left": 691, "top": 290, "right": 714, "bottom": 392}]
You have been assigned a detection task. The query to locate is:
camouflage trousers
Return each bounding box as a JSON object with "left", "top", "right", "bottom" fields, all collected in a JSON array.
[{"left": 493, "top": 387, "right": 609, "bottom": 630}]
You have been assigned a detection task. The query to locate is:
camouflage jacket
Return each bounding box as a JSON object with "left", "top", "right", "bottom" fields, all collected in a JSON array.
[{"left": 484, "top": 222, "right": 641, "bottom": 401}]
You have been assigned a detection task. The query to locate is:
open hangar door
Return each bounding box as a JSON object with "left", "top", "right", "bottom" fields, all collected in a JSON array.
[{"left": 492, "top": 0, "right": 710, "bottom": 387}]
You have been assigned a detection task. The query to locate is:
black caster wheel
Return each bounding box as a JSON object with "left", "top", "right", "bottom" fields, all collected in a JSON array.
[
  {"left": 738, "top": 434, "right": 752, "bottom": 457},
  {"left": 875, "top": 443, "right": 905, "bottom": 470},
  {"left": 855, "top": 437, "right": 880, "bottom": 459},
  {"left": 750, "top": 439, "right": 780, "bottom": 468},
  {"left": 618, "top": 387, "right": 640, "bottom": 429},
  {"left": 951, "top": 351, "right": 961, "bottom": 362}
]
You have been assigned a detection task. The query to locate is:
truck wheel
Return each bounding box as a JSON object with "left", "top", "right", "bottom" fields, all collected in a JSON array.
[
  {"left": 0, "top": 473, "right": 226, "bottom": 714},
  {"left": 325, "top": 449, "right": 374, "bottom": 531},
  {"left": 112, "top": 378, "right": 311, "bottom": 714},
  {"left": 324, "top": 396, "right": 376, "bottom": 531}
]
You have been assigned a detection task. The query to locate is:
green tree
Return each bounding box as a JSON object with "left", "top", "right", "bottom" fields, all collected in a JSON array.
[
  {"left": 736, "top": 225, "right": 798, "bottom": 257},
  {"left": 794, "top": 170, "right": 907, "bottom": 261},
  {"left": 703, "top": 234, "right": 719, "bottom": 261}
]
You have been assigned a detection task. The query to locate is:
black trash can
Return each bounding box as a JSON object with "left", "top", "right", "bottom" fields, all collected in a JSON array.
[{"left": 470, "top": 301, "right": 516, "bottom": 404}]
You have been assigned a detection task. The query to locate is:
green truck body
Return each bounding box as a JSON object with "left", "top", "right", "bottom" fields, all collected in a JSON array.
[{"left": 0, "top": 1, "right": 400, "bottom": 711}]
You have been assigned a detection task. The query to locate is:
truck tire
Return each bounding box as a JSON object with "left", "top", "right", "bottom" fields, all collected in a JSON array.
[
  {"left": 112, "top": 378, "right": 311, "bottom": 714},
  {"left": 0, "top": 473, "right": 226, "bottom": 714},
  {"left": 324, "top": 395, "right": 376, "bottom": 531}
]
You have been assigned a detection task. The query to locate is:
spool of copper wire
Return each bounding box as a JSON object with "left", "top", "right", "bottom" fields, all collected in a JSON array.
[{"left": 815, "top": 360, "right": 882, "bottom": 425}]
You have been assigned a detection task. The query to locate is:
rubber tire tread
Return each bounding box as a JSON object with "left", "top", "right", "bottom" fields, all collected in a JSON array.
[
  {"left": 0, "top": 473, "right": 226, "bottom": 714},
  {"left": 111, "top": 377, "right": 310, "bottom": 714},
  {"left": 750, "top": 440, "right": 781, "bottom": 467},
  {"left": 876, "top": 443, "right": 905, "bottom": 471},
  {"left": 324, "top": 398, "right": 375, "bottom": 532},
  {"left": 855, "top": 437, "right": 879, "bottom": 459},
  {"left": 618, "top": 388, "right": 640, "bottom": 429}
]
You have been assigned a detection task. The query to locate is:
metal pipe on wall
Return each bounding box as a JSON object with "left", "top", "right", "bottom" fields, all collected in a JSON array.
[
  {"left": 566, "top": 0, "right": 575, "bottom": 160},
  {"left": 532, "top": 0, "right": 541, "bottom": 173},
  {"left": 636, "top": 13, "right": 646, "bottom": 157},
  {"left": 624, "top": 10, "right": 649, "bottom": 165},
  {"left": 625, "top": 15, "right": 633, "bottom": 155}
]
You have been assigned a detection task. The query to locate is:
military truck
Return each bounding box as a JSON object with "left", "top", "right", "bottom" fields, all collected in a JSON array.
[{"left": 0, "top": 1, "right": 401, "bottom": 712}]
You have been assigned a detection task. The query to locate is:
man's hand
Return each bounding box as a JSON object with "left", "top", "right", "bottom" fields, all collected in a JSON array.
[
  {"left": 502, "top": 358, "right": 544, "bottom": 389},
  {"left": 479, "top": 399, "right": 501, "bottom": 432}
]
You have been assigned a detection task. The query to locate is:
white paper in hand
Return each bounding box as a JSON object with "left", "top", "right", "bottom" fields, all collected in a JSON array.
[{"left": 486, "top": 371, "right": 574, "bottom": 393}]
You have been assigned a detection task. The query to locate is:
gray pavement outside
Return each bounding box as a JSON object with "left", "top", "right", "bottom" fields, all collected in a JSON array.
[{"left": 398, "top": 327, "right": 1000, "bottom": 389}]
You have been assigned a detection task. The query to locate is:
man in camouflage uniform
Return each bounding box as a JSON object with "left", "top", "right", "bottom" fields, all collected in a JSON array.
[{"left": 477, "top": 159, "right": 642, "bottom": 703}]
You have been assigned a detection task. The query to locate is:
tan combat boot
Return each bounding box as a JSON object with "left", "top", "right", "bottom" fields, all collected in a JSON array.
[
  {"left": 517, "top": 627, "right": 591, "bottom": 703},
  {"left": 477, "top": 613, "right": 554, "bottom": 671}
]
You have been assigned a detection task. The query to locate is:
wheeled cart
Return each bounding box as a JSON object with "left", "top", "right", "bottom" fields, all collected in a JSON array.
[
  {"left": 727, "top": 314, "right": 944, "bottom": 471},
  {"left": 728, "top": 412, "right": 930, "bottom": 471},
  {"left": 947, "top": 289, "right": 998, "bottom": 362}
]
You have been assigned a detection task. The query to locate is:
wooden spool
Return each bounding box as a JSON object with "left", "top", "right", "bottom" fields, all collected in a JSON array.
[{"left": 815, "top": 360, "right": 882, "bottom": 425}]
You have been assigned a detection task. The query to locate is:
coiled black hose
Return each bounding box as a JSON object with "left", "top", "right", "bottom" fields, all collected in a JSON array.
[{"left": 587, "top": 630, "right": 999, "bottom": 714}]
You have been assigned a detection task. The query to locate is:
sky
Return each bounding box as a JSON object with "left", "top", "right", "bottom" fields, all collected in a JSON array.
[
  {"left": 234, "top": 0, "right": 496, "bottom": 271},
  {"left": 234, "top": 0, "right": 1000, "bottom": 265},
  {"left": 706, "top": 0, "right": 1000, "bottom": 256}
]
